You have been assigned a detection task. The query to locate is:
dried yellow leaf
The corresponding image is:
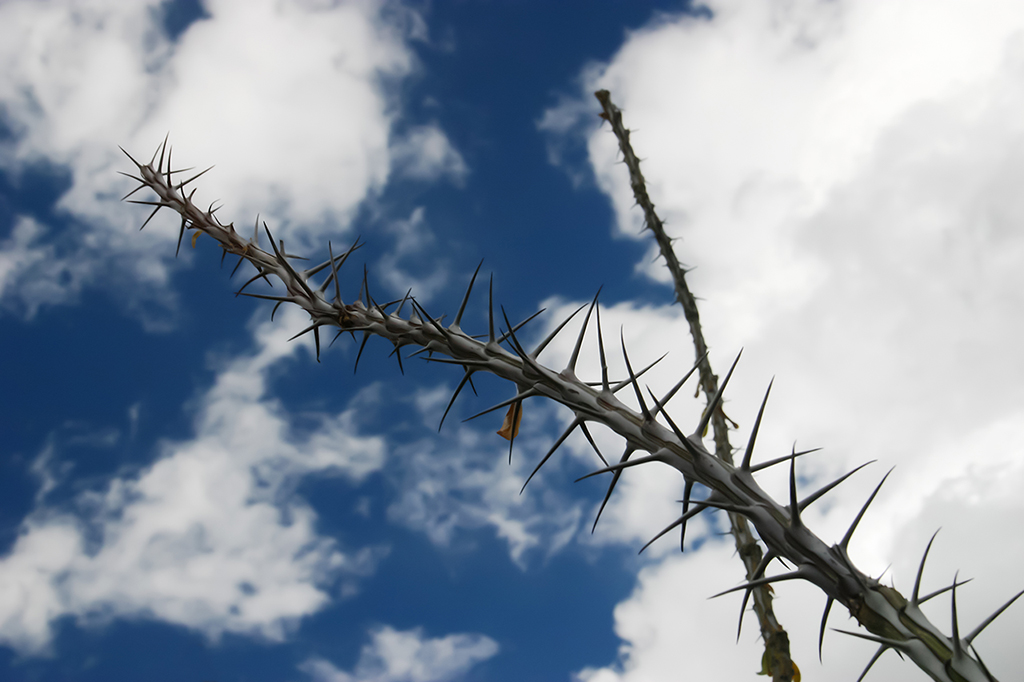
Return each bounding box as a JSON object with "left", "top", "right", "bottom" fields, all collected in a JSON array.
[
  {"left": 496, "top": 402, "right": 523, "bottom": 440},
  {"left": 191, "top": 230, "right": 202, "bottom": 248}
]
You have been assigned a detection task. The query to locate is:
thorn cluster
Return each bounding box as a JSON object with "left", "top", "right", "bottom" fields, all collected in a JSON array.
[{"left": 122, "top": 140, "right": 1019, "bottom": 682}]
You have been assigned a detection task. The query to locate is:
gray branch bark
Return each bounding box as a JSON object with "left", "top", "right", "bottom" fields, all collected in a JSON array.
[{"left": 119, "top": 138, "right": 1020, "bottom": 682}]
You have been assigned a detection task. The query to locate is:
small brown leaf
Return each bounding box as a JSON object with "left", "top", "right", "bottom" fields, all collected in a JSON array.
[
  {"left": 191, "top": 230, "right": 202, "bottom": 248},
  {"left": 496, "top": 401, "right": 522, "bottom": 441}
]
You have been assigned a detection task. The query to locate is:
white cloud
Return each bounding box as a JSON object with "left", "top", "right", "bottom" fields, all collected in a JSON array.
[
  {"left": 386, "top": 393, "right": 587, "bottom": 568},
  {"left": 301, "top": 626, "right": 498, "bottom": 682},
  {"left": 376, "top": 207, "right": 449, "bottom": 302},
  {"left": 390, "top": 125, "right": 468, "bottom": 183},
  {"left": 0, "top": 306, "right": 388, "bottom": 654},
  {"left": 573, "top": 540, "right": 884, "bottom": 682},
  {"left": 0, "top": 0, "right": 460, "bottom": 315},
  {"left": 537, "top": 1, "right": 1024, "bottom": 679},
  {"left": 0, "top": 217, "right": 92, "bottom": 316}
]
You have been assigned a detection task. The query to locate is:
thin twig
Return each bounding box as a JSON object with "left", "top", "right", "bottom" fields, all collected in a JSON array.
[{"left": 595, "top": 89, "right": 796, "bottom": 682}]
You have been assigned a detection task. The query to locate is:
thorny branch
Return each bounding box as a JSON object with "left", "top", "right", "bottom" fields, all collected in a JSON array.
[
  {"left": 595, "top": 89, "right": 796, "bottom": 682},
  {"left": 120, "top": 127, "right": 1022, "bottom": 682}
]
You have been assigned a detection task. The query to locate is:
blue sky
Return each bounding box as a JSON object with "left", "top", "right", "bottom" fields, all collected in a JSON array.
[{"left": 2, "top": 1, "right": 1024, "bottom": 681}]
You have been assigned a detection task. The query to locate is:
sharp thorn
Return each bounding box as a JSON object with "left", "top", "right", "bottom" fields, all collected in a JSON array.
[
  {"left": 265, "top": 223, "right": 315, "bottom": 299},
  {"left": 596, "top": 303, "right": 610, "bottom": 391},
  {"left": 970, "top": 646, "right": 996, "bottom": 681},
  {"left": 840, "top": 467, "right": 895, "bottom": 550},
  {"left": 237, "top": 292, "right": 293, "bottom": 302},
  {"left": 235, "top": 268, "right": 273, "bottom": 296},
  {"left": 119, "top": 182, "right": 147, "bottom": 201},
  {"left": 920, "top": 578, "right": 973, "bottom": 605},
  {"left": 612, "top": 353, "right": 668, "bottom": 396},
  {"left": 393, "top": 343, "right": 405, "bottom": 375},
  {"left": 532, "top": 303, "right": 586, "bottom": 359},
  {"left": 499, "top": 306, "right": 546, "bottom": 375},
  {"left": 648, "top": 350, "right": 706, "bottom": 413},
  {"left": 119, "top": 145, "right": 143, "bottom": 169},
  {"left": 788, "top": 444, "right": 802, "bottom": 527},
  {"left": 439, "top": 370, "right": 475, "bottom": 431},
  {"left": 138, "top": 204, "right": 162, "bottom": 231},
  {"left": 421, "top": 357, "right": 493, "bottom": 367},
  {"left": 819, "top": 596, "right": 834, "bottom": 662},
  {"left": 574, "top": 452, "right": 666, "bottom": 482},
  {"left": 646, "top": 389, "right": 694, "bottom": 457},
  {"left": 496, "top": 308, "right": 546, "bottom": 346},
  {"left": 592, "top": 447, "right": 634, "bottom": 532},
  {"left": 411, "top": 298, "right": 449, "bottom": 338},
  {"left": 854, "top": 644, "right": 888, "bottom": 682},
  {"left": 737, "top": 550, "right": 779, "bottom": 641},
  {"left": 694, "top": 350, "right": 742, "bottom": 440},
  {"left": 680, "top": 478, "right": 694, "bottom": 552},
  {"left": 567, "top": 288, "right": 602, "bottom": 372},
  {"left": 578, "top": 422, "right": 607, "bottom": 466},
  {"left": 709, "top": 569, "right": 809, "bottom": 599},
  {"left": 740, "top": 379, "right": 773, "bottom": 471},
  {"left": 354, "top": 332, "right": 370, "bottom": 374},
  {"left": 951, "top": 571, "right": 962, "bottom": 658},
  {"left": 155, "top": 132, "right": 169, "bottom": 169},
  {"left": 748, "top": 447, "right": 822, "bottom": 474},
  {"left": 640, "top": 504, "right": 708, "bottom": 553},
  {"left": 507, "top": 399, "right": 521, "bottom": 464},
  {"left": 396, "top": 288, "right": 413, "bottom": 315},
  {"left": 912, "top": 529, "right": 941, "bottom": 604},
  {"left": 287, "top": 323, "right": 318, "bottom": 342},
  {"left": 328, "top": 241, "right": 343, "bottom": 303},
  {"left": 620, "top": 328, "right": 652, "bottom": 421},
  {"left": 799, "top": 460, "right": 876, "bottom": 512},
  {"left": 964, "top": 587, "right": 1024, "bottom": 646},
  {"left": 487, "top": 275, "right": 495, "bottom": 343},
  {"left": 521, "top": 417, "right": 583, "bottom": 494},
  {"left": 453, "top": 259, "right": 483, "bottom": 331},
  {"left": 176, "top": 165, "right": 214, "bottom": 189},
  {"left": 463, "top": 388, "right": 540, "bottom": 423},
  {"left": 126, "top": 199, "right": 173, "bottom": 207}
]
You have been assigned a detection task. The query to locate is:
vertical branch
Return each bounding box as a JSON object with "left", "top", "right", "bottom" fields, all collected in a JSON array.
[{"left": 595, "top": 90, "right": 797, "bottom": 682}]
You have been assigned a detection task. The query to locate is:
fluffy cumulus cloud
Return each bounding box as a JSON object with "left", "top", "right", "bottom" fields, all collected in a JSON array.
[
  {"left": 0, "top": 307, "right": 388, "bottom": 654},
  {"left": 301, "top": 626, "right": 498, "bottom": 682},
  {"left": 390, "top": 125, "right": 468, "bottom": 184},
  {"left": 0, "top": 217, "right": 93, "bottom": 317},
  {"left": 376, "top": 207, "right": 450, "bottom": 303},
  {"left": 539, "top": 0, "right": 1024, "bottom": 679},
  {"left": 0, "top": 0, "right": 459, "bottom": 316},
  {"left": 573, "top": 541, "right": 889, "bottom": 682},
  {"left": 386, "top": 386, "right": 588, "bottom": 568}
]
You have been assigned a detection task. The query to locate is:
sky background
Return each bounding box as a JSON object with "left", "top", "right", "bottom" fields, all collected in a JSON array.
[{"left": 2, "top": 1, "right": 1024, "bottom": 681}]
